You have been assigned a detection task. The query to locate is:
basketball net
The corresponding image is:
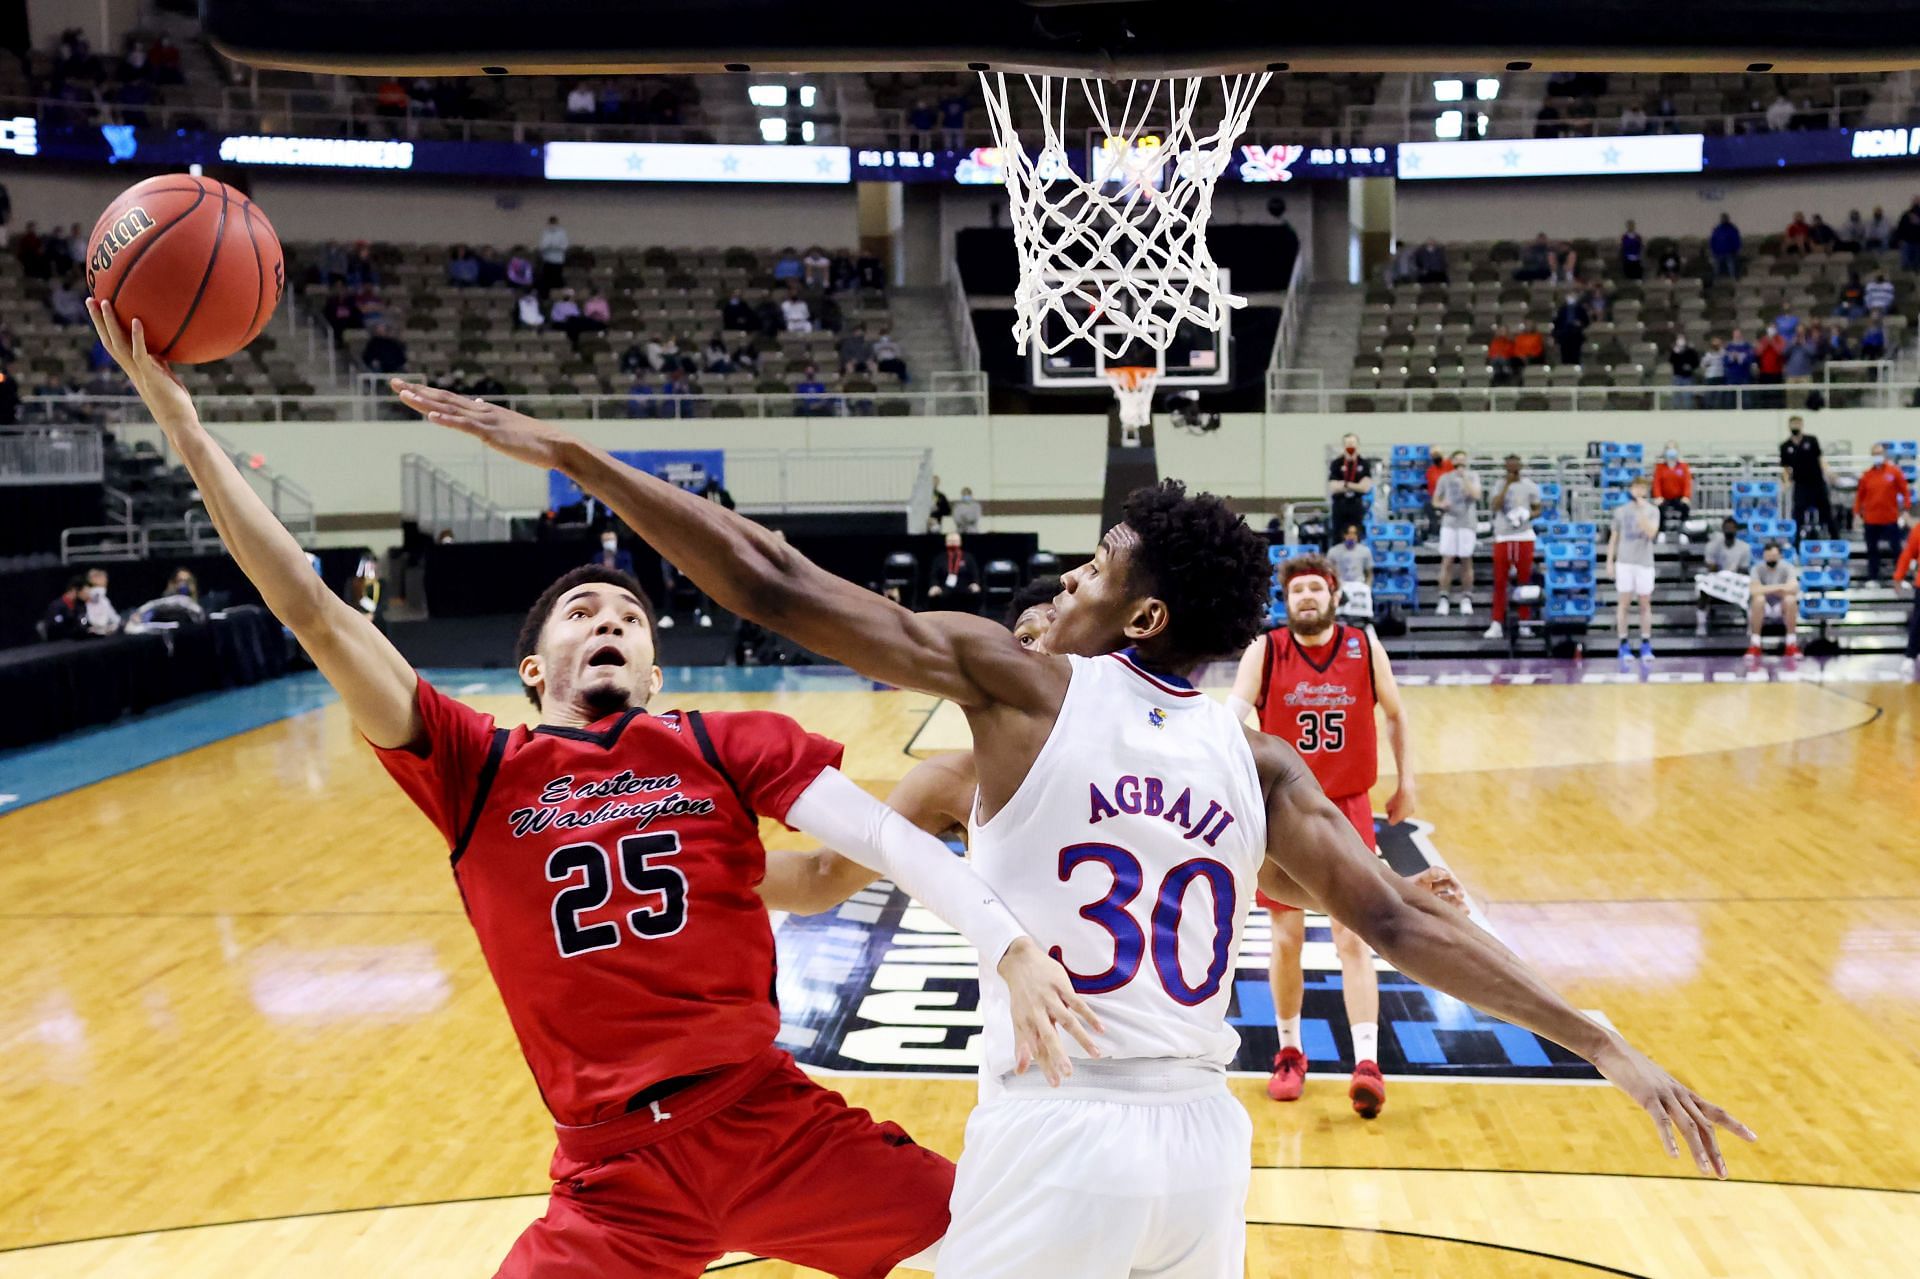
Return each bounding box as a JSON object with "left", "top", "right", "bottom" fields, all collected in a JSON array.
[
  {"left": 977, "top": 72, "right": 1270, "bottom": 365},
  {"left": 1105, "top": 365, "right": 1159, "bottom": 432}
]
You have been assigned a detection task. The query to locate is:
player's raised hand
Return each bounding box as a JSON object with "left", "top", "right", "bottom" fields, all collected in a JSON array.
[
  {"left": 1590, "top": 1035, "right": 1756, "bottom": 1178},
  {"left": 1410, "top": 865, "right": 1467, "bottom": 910},
  {"left": 392, "top": 378, "right": 579, "bottom": 471},
  {"left": 87, "top": 299, "right": 195, "bottom": 430},
  {"left": 997, "top": 938, "right": 1104, "bottom": 1086}
]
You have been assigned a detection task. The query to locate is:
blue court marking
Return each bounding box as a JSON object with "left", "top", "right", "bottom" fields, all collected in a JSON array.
[{"left": 0, "top": 663, "right": 896, "bottom": 816}]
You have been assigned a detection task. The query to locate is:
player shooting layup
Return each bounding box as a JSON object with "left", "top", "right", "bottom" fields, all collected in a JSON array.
[{"left": 394, "top": 375, "right": 1754, "bottom": 1279}]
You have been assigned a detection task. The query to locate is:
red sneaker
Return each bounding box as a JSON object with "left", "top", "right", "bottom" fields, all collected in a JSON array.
[
  {"left": 1784, "top": 640, "right": 1802, "bottom": 660},
  {"left": 1349, "top": 1060, "right": 1386, "bottom": 1118},
  {"left": 1267, "top": 1047, "right": 1308, "bottom": 1102},
  {"left": 1745, "top": 645, "right": 1763, "bottom": 664}
]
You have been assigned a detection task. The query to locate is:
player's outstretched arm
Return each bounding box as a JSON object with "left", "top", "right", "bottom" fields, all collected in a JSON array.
[
  {"left": 392, "top": 382, "right": 1062, "bottom": 712},
  {"left": 91, "top": 301, "right": 419, "bottom": 748},
  {"left": 1248, "top": 730, "right": 1756, "bottom": 1178},
  {"left": 1225, "top": 634, "right": 1266, "bottom": 725}
]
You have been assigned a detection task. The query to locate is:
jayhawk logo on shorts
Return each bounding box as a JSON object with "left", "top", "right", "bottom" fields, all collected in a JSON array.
[{"left": 1147, "top": 707, "right": 1166, "bottom": 728}]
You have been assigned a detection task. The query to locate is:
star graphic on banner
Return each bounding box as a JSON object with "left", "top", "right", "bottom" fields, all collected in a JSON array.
[
  {"left": 815, "top": 154, "right": 835, "bottom": 175},
  {"left": 1601, "top": 145, "right": 1622, "bottom": 165},
  {"left": 1400, "top": 150, "right": 1420, "bottom": 171},
  {"left": 721, "top": 153, "right": 740, "bottom": 173},
  {"left": 625, "top": 152, "right": 646, "bottom": 174},
  {"left": 1503, "top": 148, "right": 1521, "bottom": 167}
]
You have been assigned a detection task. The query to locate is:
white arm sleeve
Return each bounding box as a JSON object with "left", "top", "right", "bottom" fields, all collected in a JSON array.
[
  {"left": 784, "top": 767, "right": 1027, "bottom": 967},
  {"left": 1227, "top": 694, "right": 1255, "bottom": 725}
]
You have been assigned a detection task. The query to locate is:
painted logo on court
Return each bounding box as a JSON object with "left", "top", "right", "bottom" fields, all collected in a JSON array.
[{"left": 773, "top": 818, "right": 1602, "bottom": 1082}]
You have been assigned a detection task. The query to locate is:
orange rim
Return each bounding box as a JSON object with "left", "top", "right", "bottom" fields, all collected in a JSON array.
[{"left": 1105, "top": 365, "right": 1158, "bottom": 391}]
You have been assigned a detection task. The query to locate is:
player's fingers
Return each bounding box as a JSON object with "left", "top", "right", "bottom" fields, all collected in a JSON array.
[
  {"left": 1701, "top": 1097, "right": 1758, "bottom": 1144},
  {"left": 94, "top": 299, "right": 130, "bottom": 361},
  {"left": 1676, "top": 1091, "right": 1726, "bottom": 1178},
  {"left": 1662, "top": 1093, "right": 1711, "bottom": 1175},
  {"left": 1036, "top": 1020, "right": 1070, "bottom": 1086},
  {"left": 1646, "top": 1101, "right": 1680, "bottom": 1159},
  {"left": 1063, "top": 988, "right": 1105, "bottom": 1038},
  {"left": 1053, "top": 999, "right": 1100, "bottom": 1060}
]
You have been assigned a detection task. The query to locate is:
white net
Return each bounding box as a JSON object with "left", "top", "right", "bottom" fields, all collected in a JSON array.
[
  {"left": 1107, "top": 366, "right": 1160, "bottom": 431},
  {"left": 977, "top": 72, "right": 1270, "bottom": 365}
]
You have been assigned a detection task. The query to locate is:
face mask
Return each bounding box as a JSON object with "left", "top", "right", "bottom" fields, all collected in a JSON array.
[
  {"left": 1874, "top": 454, "right": 1887, "bottom": 466},
  {"left": 87, "top": 586, "right": 105, "bottom": 601},
  {"left": 1665, "top": 449, "right": 1679, "bottom": 461},
  {"left": 174, "top": 583, "right": 191, "bottom": 595},
  {"left": 1344, "top": 536, "right": 1357, "bottom": 547},
  {"left": 1723, "top": 531, "right": 1738, "bottom": 544},
  {"left": 1344, "top": 445, "right": 1357, "bottom": 455},
  {"left": 602, "top": 540, "right": 617, "bottom": 551}
]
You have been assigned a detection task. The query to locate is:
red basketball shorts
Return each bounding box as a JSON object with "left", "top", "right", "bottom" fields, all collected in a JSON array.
[
  {"left": 497, "top": 1048, "right": 953, "bottom": 1278},
  {"left": 1256, "top": 789, "right": 1378, "bottom": 912}
]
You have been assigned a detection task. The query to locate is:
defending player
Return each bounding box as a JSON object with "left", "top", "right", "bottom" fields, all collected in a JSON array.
[
  {"left": 89, "top": 301, "right": 1105, "bottom": 1279},
  {"left": 395, "top": 376, "right": 1754, "bottom": 1279},
  {"left": 1227, "top": 553, "right": 1413, "bottom": 1118}
]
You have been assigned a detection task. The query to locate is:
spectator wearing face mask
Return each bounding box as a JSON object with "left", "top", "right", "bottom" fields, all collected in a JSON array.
[
  {"left": 1779, "top": 415, "right": 1834, "bottom": 538},
  {"left": 1855, "top": 444, "right": 1914, "bottom": 581},
  {"left": 925, "top": 532, "right": 982, "bottom": 610},
  {"left": 952, "top": 486, "right": 983, "bottom": 535},
  {"left": 1327, "top": 433, "right": 1374, "bottom": 535},
  {"left": 40, "top": 575, "right": 90, "bottom": 640},
  {"left": 590, "top": 530, "right": 635, "bottom": 575},
  {"left": 1608, "top": 476, "right": 1661, "bottom": 664},
  {"left": 1432, "top": 450, "right": 1479, "bottom": 616},
  {"left": 1651, "top": 442, "right": 1693, "bottom": 537},
  {"left": 1326, "top": 524, "right": 1374, "bottom": 588},
  {"left": 62, "top": 566, "right": 121, "bottom": 635},
  {"left": 1697, "top": 518, "right": 1753, "bottom": 636},
  {"left": 1747, "top": 541, "right": 1801, "bottom": 663}
]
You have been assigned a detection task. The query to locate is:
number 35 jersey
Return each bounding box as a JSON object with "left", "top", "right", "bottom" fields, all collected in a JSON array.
[
  {"left": 1253, "top": 624, "right": 1379, "bottom": 801},
  {"left": 968, "top": 652, "right": 1267, "bottom": 1082},
  {"left": 371, "top": 676, "right": 841, "bottom": 1127}
]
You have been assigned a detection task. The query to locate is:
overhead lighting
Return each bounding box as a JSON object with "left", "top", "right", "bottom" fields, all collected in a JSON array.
[
  {"left": 799, "top": 85, "right": 817, "bottom": 109},
  {"left": 1476, "top": 78, "right": 1501, "bottom": 101},
  {"left": 1476, "top": 113, "right": 1490, "bottom": 137},
  {"left": 1435, "top": 109, "right": 1464, "bottom": 139},
  {"left": 748, "top": 85, "right": 788, "bottom": 109},
  {"left": 759, "top": 117, "right": 788, "bottom": 143},
  {"left": 801, "top": 121, "right": 816, "bottom": 143},
  {"left": 1433, "top": 79, "right": 1464, "bottom": 102}
]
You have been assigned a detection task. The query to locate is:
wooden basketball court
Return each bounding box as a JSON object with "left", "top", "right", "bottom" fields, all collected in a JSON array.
[{"left": 2, "top": 664, "right": 1915, "bottom": 1277}]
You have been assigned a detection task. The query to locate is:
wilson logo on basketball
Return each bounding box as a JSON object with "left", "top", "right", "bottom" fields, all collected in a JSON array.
[{"left": 87, "top": 206, "right": 157, "bottom": 289}]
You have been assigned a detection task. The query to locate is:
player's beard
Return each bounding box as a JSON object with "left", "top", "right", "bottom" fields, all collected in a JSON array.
[
  {"left": 1287, "top": 607, "right": 1334, "bottom": 644},
  {"left": 580, "top": 681, "right": 634, "bottom": 717}
]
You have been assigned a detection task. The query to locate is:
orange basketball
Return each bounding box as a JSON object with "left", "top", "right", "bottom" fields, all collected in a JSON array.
[{"left": 86, "top": 174, "right": 284, "bottom": 365}]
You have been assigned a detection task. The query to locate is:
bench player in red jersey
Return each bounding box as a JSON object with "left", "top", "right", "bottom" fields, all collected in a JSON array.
[
  {"left": 1228, "top": 553, "right": 1419, "bottom": 1118},
  {"left": 87, "top": 301, "right": 1103, "bottom": 1279}
]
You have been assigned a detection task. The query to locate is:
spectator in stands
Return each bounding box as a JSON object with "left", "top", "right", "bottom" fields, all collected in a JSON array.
[
  {"left": 1808, "top": 213, "right": 1837, "bottom": 253},
  {"left": 925, "top": 532, "right": 982, "bottom": 606},
  {"left": 1865, "top": 271, "right": 1896, "bottom": 315},
  {"left": 591, "top": 530, "right": 636, "bottom": 575},
  {"left": 1423, "top": 445, "right": 1452, "bottom": 539},
  {"left": 149, "top": 33, "right": 182, "bottom": 83},
  {"left": 354, "top": 283, "right": 386, "bottom": 332},
  {"left": 794, "top": 363, "right": 830, "bottom": 416},
  {"left": 473, "top": 247, "right": 504, "bottom": 288},
  {"left": 1826, "top": 324, "right": 1854, "bottom": 363},
  {"left": 773, "top": 247, "right": 803, "bottom": 281},
  {"left": 1765, "top": 92, "right": 1794, "bottom": 131},
  {"left": 802, "top": 246, "right": 832, "bottom": 290},
  {"left": 723, "top": 290, "right": 756, "bottom": 331},
  {"left": 1511, "top": 320, "right": 1545, "bottom": 372},
  {"left": 661, "top": 368, "right": 697, "bottom": 418},
  {"left": 624, "top": 375, "right": 658, "bottom": 419},
  {"left": 839, "top": 324, "right": 875, "bottom": 375},
  {"left": 873, "top": 330, "right": 907, "bottom": 381},
  {"left": 537, "top": 216, "right": 569, "bottom": 291},
  {"left": 701, "top": 475, "right": 736, "bottom": 510},
  {"left": 1783, "top": 327, "right": 1819, "bottom": 400},
  {"left": 324, "top": 286, "right": 364, "bottom": 342},
  {"left": 44, "top": 223, "right": 74, "bottom": 276},
  {"left": 598, "top": 81, "right": 626, "bottom": 121},
  {"left": 1747, "top": 542, "right": 1801, "bottom": 661},
  {"left": 908, "top": 100, "right": 936, "bottom": 150},
  {"left": 1722, "top": 327, "right": 1754, "bottom": 405},
  {"left": 1668, "top": 334, "right": 1700, "bottom": 407},
  {"left": 375, "top": 77, "right": 409, "bottom": 118},
  {"left": 1432, "top": 450, "right": 1479, "bottom": 616},
  {"left": 1413, "top": 239, "right": 1449, "bottom": 285},
  {"left": 1697, "top": 517, "right": 1753, "bottom": 635},
  {"left": 446, "top": 245, "right": 481, "bottom": 288},
  {"left": 619, "top": 339, "right": 649, "bottom": 376},
  {"left": 1327, "top": 433, "right": 1374, "bottom": 535},
  {"left": 40, "top": 576, "right": 90, "bottom": 640},
  {"left": 1856, "top": 444, "right": 1914, "bottom": 581},
  {"left": 1780, "top": 415, "right": 1835, "bottom": 537},
  {"left": 566, "top": 82, "right": 596, "bottom": 122},
  {"left": 362, "top": 323, "right": 407, "bottom": 374},
  {"left": 582, "top": 289, "right": 611, "bottom": 332},
  {"left": 1652, "top": 441, "right": 1693, "bottom": 535},
  {"left": 1548, "top": 237, "right": 1578, "bottom": 285},
  {"left": 928, "top": 477, "right": 952, "bottom": 532},
  {"left": 1386, "top": 239, "right": 1418, "bottom": 286},
  {"left": 548, "top": 287, "right": 583, "bottom": 337},
  {"left": 730, "top": 340, "right": 759, "bottom": 374},
  {"left": 516, "top": 289, "right": 546, "bottom": 329},
  {"left": 1608, "top": 476, "right": 1660, "bottom": 662},
  {"left": 81, "top": 567, "right": 121, "bottom": 635},
  {"left": 344, "top": 241, "right": 380, "bottom": 287},
  {"left": 829, "top": 250, "right": 859, "bottom": 294},
  {"left": 1552, "top": 291, "right": 1589, "bottom": 365},
  {"left": 1834, "top": 271, "right": 1867, "bottom": 319},
  {"left": 1898, "top": 195, "right": 1920, "bottom": 272},
  {"left": 15, "top": 221, "right": 46, "bottom": 279},
  {"left": 954, "top": 486, "right": 983, "bottom": 534},
  {"left": 1783, "top": 211, "right": 1813, "bottom": 256},
  {"left": 469, "top": 370, "right": 506, "bottom": 398},
  {"left": 1619, "top": 219, "right": 1644, "bottom": 279},
  {"left": 754, "top": 295, "right": 785, "bottom": 336},
  {"left": 1485, "top": 454, "right": 1542, "bottom": 641},
  {"left": 47, "top": 276, "right": 86, "bottom": 327},
  {"left": 1327, "top": 525, "right": 1374, "bottom": 591},
  {"left": 506, "top": 246, "right": 535, "bottom": 289},
  {"left": 700, "top": 334, "right": 733, "bottom": 374},
  {"left": 1839, "top": 209, "right": 1867, "bottom": 252},
  {"left": 779, "top": 284, "right": 813, "bottom": 333},
  {"left": 1869, "top": 205, "right": 1893, "bottom": 250},
  {"left": 1618, "top": 98, "right": 1648, "bottom": 134},
  {"left": 1709, "top": 213, "right": 1743, "bottom": 278},
  {"left": 1862, "top": 311, "right": 1889, "bottom": 360},
  {"left": 1533, "top": 102, "right": 1563, "bottom": 138},
  {"left": 857, "top": 252, "right": 887, "bottom": 290},
  {"left": 939, "top": 93, "right": 969, "bottom": 149},
  {"left": 1514, "top": 233, "right": 1553, "bottom": 282},
  {"left": 1754, "top": 324, "right": 1787, "bottom": 405}
]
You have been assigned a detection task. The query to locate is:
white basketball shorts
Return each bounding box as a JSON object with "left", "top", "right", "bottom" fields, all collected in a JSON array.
[
  {"left": 1439, "top": 526, "right": 1478, "bottom": 558},
  {"left": 1615, "top": 562, "right": 1656, "bottom": 597},
  {"left": 937, "top": 1059, "right": 1251, "bottom": 1279}
]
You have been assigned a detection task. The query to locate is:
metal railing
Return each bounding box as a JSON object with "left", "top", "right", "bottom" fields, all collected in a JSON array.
[
  {"left": 0, "top": 427, "right": 105, "bottom": 484},
  {"left": 947, "top": 271, "right": 983, "bottom": 376},
  {"left": 1268, "top": 368, "right": 1910, "bottom": 415},
  {"left": 403, "top": 453, "right": 511, "bottom": 543},
  {"left": 1268, "top": 237, "right": 1315, "bottom": 381},
  {"left": 58, "top": 516, "right": 225, "bottom": 565}
]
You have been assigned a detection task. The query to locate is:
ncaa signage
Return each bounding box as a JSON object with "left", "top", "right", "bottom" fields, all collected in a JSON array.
[
  {"left": 0, "top": 116, "right": 37, "bottom": 157},
  {"left": 1851, "top": 127, "right": 1920, "bottom": 159}
]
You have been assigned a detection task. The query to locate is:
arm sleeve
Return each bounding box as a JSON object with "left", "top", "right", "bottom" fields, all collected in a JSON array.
[
  {"left": 700, "top": 710, "right": 846, "bottom": 828},
  {"left": 366, "top": 676, "right": 497, "bottom": 848},
  {"left": 786, "top": 767, "right": 1027, "bottom": 966}
]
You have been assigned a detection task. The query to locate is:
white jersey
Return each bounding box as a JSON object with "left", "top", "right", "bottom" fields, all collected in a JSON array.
[{"left": 968, "top": 651, "right": 1267, "bottom": 1084}]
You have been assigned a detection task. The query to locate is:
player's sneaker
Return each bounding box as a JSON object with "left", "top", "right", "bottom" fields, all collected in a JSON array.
[
  {"left": 1784, "top": 639, "right": 1801, "bottom": 660},
  {"left": 658, "top": 614, "right": 676, "bottom": 629},
  {"left": 1618, "top": 638, "right": 1637, "bottom": 664},
  {"left": 1459, "top": 596, "right": 1474, "bottom": 615},
  {"left": 1435, "top": 596, "right": 1450, "bottom": 616},
  {"left": 1482, "top": 621, "right": 1503, "bottom": 639},
  {"left": 1901, "top": 656, "right": 1917, "bottom": 680},
  {"left": 1267, "top": 1047, "right": 1308, "bottom": 1102},
  {"left": 1349, "top": 1060, "right": 1386, "bottom": 1118},
  {"left": 1744, "top": 644, "right": 1762, "bottom": 665},
  {"left": 1639, "top": 640, "right": 1655, "bottom": 663}
]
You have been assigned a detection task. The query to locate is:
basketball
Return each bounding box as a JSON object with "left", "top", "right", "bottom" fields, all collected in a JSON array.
[{"left": 85, "top": 174, "right": 284, "bottom": 365}]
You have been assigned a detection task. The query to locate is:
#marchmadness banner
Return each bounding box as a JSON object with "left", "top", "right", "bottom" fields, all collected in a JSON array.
[{"left": 548, "top": 450, "right": 726, "bottom": 511}]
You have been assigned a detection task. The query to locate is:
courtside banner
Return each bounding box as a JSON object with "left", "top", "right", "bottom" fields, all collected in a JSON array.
[
  {"left": 1397, "top": 134, "right": 1704, "bottom": 180},
  {"left": 544, "top": 141, "right": 851, "bottom": 183}
]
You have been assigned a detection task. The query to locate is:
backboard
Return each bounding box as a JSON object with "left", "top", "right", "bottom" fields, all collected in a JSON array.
[{"left": 1030, "top": 270, "right": 1230, "bottom": 389}]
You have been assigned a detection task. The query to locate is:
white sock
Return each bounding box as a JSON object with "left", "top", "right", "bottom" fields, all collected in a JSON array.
[
  {"left": 1750, "top": 633, "right": 1762, "bottom": 645},
  {"left": 1277, "top": 1016, "right": 1303, "bottom": 1052},
  {"left": 1351, "top": 1022, "right": 1378, "bottom": 1064}
]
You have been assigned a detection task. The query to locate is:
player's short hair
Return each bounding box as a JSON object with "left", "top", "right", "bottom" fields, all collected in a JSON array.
[
  {"left": 1003, "top": 575, "right": 1062, "bottom": 629},
  {"left": 1120, "top": 480, "right": 1271, "bottom": 665},
  {"left": 1279, "top": 552, "right": 1339, "bottom": 592},
  {"left": 514, "top": 564, "right": 657, "bottom": 707}
]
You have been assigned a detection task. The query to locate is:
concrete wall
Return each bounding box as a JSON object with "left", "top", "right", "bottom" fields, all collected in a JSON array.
[{"left": 162, "top": 405, "right": 1901, "bottom": 553}]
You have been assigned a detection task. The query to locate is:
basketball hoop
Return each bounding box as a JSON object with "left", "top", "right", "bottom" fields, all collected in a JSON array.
[
  {"left": 1105, "top": 365, "right": 1160, "bottom": 432},
  {"left": 977, "top": 71, "right": 1270, "bottom": 365}
]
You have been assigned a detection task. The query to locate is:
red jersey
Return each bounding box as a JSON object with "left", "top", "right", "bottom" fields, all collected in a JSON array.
[
  {"left": 1253, "top": 624, "right": 1379, "bottom": 800},
  {"left": 373, "top": 677, "right": 842, "bottom": 1127}
]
